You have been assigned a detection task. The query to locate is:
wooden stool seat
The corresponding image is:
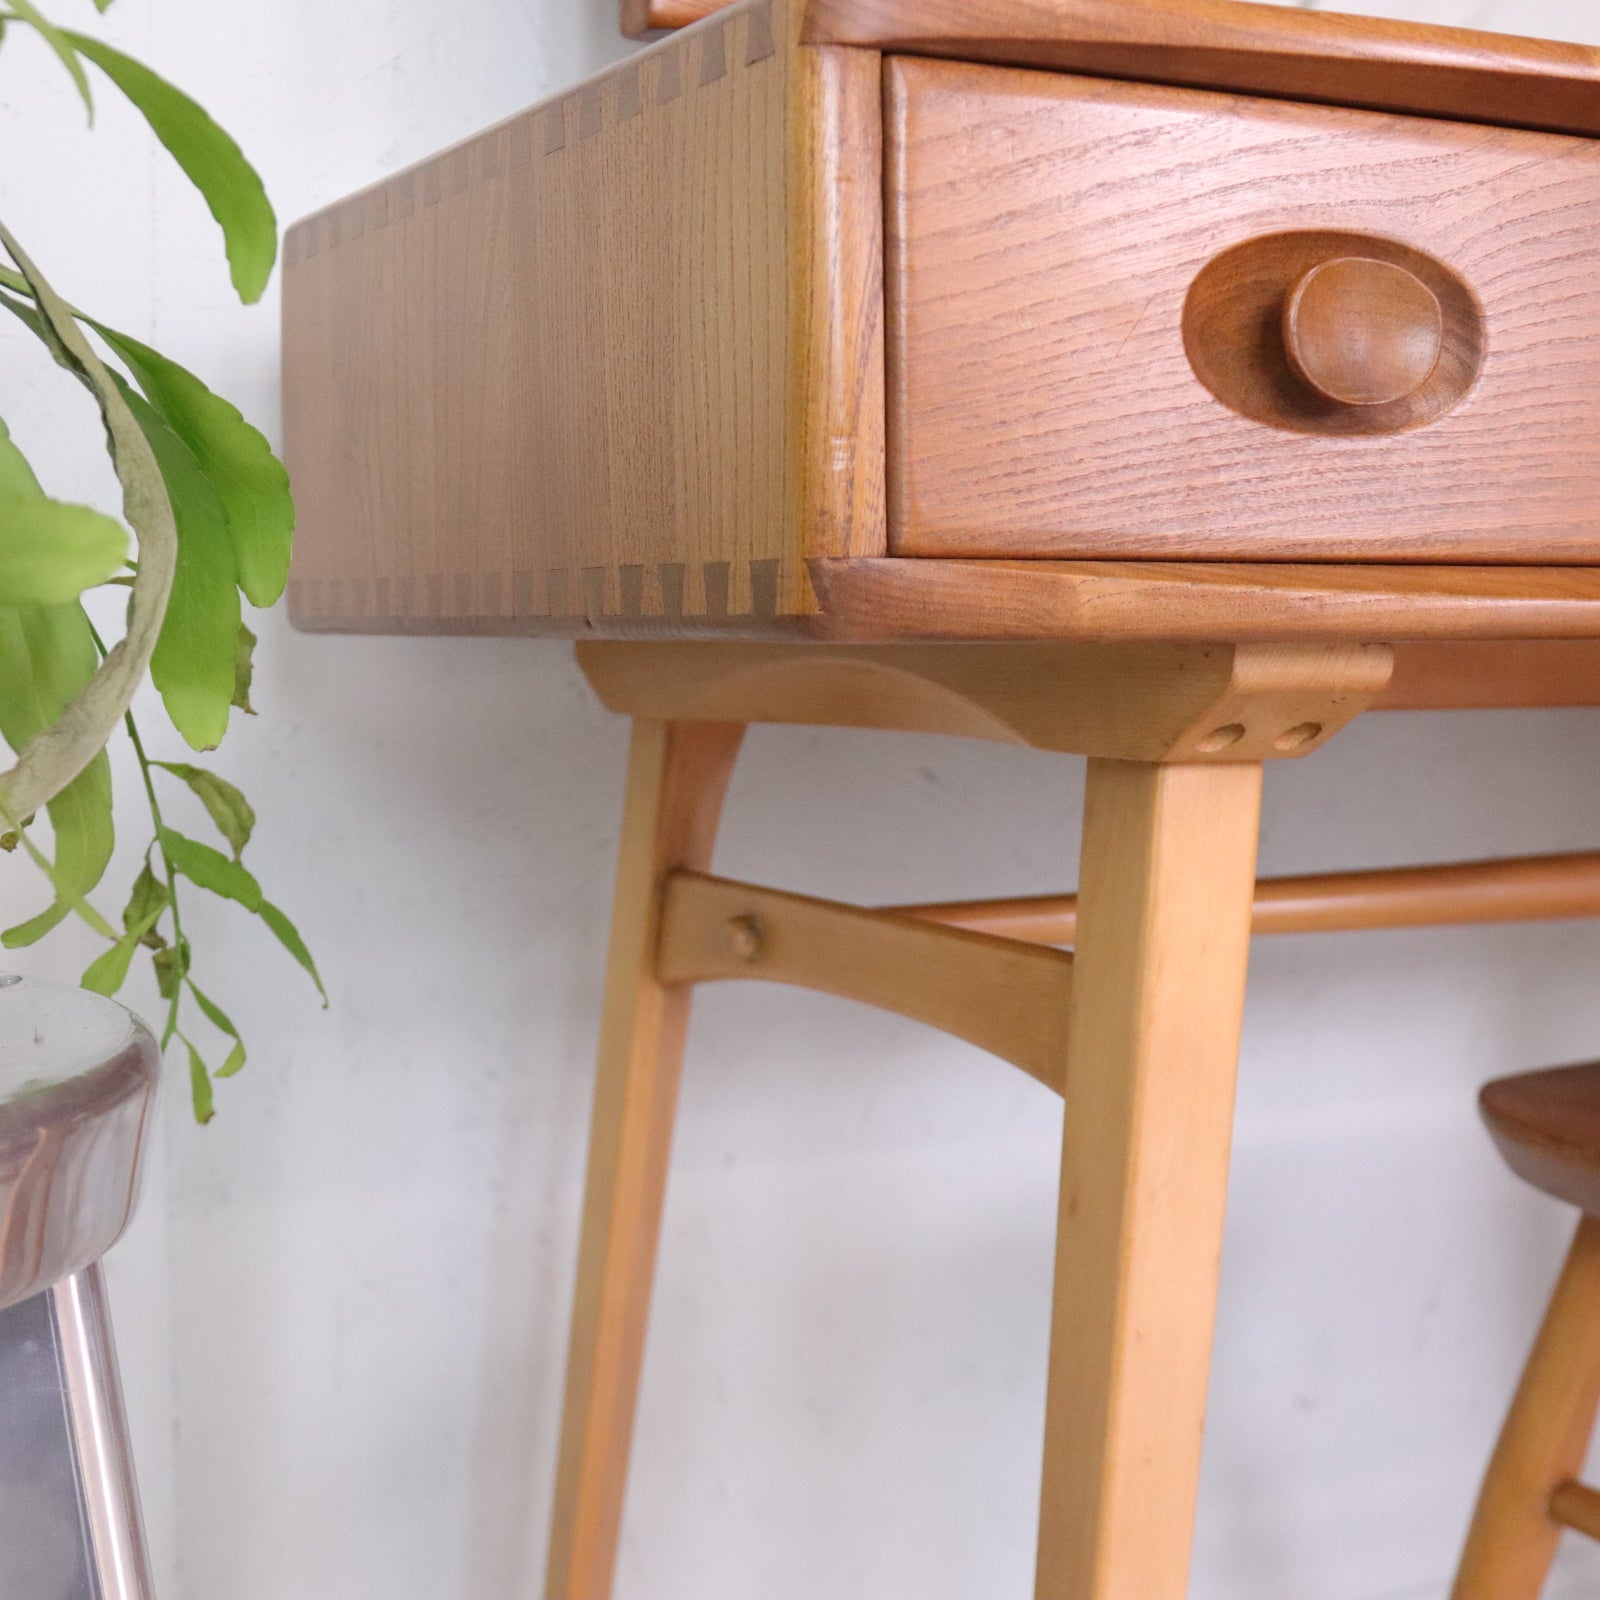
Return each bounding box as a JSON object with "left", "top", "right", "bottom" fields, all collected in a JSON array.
[{"left": 1481, "top": 1064, "right": 1600, "bottom": 1218}]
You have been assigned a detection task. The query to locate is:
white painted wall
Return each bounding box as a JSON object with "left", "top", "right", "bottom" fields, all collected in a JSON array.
[{"left": 5, "top": 1, "right": 1600, "bottom": 1596}]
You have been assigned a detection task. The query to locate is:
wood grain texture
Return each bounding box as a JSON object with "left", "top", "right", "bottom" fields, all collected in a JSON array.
[
  {"left": 1037, "top": 758, "right": 1261, "bottom": 1599},
  {"left": 793, "top": 41, "right": 887, "bottom": 568},
  {"left": 545, "top": 719, "right": 744, "bottom": 1600},
  {"left": 577, "top": 637, "right": 1391, "bottom": 761},
  {"left": 806, "top": 0, "right": 1600, "bottom": 139},
  {"left": 893, "top": 851, "right": 1600, "bottom": 946},
  {"left": 1453, "top": 1216, "right": 1600, "bottom": 1600},
  {"left": 1183, "top": 232, "right": 1479, "bottom": 436},
  {"left": 293, "top": 555, "right": 1600, "bottom": 672},
  {"left": 886, "top": 60, "right": 1600, "bottom": 562},
  {"left": 809, "top": 560, "right": 1600, "bottom": 645},
  {"left": 1380, "top": 642, "right": 1600, "bottom": 710},
  {"left": 283, "top": 0, "right": 885, "bottom": 639},
  {"left": 656, "top": 869, "right": 1073, "bottom": 1090}
]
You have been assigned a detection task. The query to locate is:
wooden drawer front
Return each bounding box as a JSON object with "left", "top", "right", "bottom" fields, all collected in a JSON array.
[{"left": 886, "top": 58, "right": 1600, "bottom": 563}]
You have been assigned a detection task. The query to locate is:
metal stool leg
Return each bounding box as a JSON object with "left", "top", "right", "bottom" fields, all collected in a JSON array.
[
  {"left": 0, "top": 1263, "right": 153, "bottom": 1600},
  {"left": 53, "top": 1263, "right": 155, "bottom": 1600}
]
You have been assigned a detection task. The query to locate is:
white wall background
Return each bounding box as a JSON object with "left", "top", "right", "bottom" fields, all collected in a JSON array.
[{"left": 6, "top": 1, "right": 1600, "bottom": 1596}]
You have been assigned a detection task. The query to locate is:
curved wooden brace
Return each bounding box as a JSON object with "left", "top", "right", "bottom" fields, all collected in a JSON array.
[
  {"left": 655, "top": 870, "right": 1073, "bottom": 1092},
  {"left": 608, "top": 651, "right": 1039, "bottom": 747}
]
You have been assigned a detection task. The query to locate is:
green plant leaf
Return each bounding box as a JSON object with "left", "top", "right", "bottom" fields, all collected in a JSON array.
[
  {"left": 0, "top": 414, "right": 128, "bottom": 606},
  {"left": 90, "top": 323, "right": 293, "bottom": 606},
  {"left": 122, "top": 856, "right": 168, "bottom": 939},
  {"left": 7, "top": 0, "right": 92, "bottom": 113},
  {"left": 0, "top": 283, "right": 69, "bottom": 371},
  {"left": 82, "top": 933, "right": 137, "bottom": 995},
  {"left": 153, "top": 761, "right": 254, "bottom": 858},
  {"left": 233, "top": 621, "right": 256, "bottom": 713},
  {"left": 184, "top": 1036, "right": 213, "bottom": 1123},
  {"left": 123, "top": 387, "right": 239, "bottom": 750},
  {"left": 188, "top": 979, "right": 245, "bottom": 1076},
  {"left": 3, "top": 748, "right": 111, "bottom": 946},
  {"left": 0, "top": 601, "right": 95, "bottom": 748},
  {"left": 186, "top": 979, "right": 234, "bottom": 1037},
  {"left": 159, "top": 824, "right": 261, "bottom": 910},
  {"left": 1, "top": 801, "right": 116, "bottom": 940},
  {"left": 65, "top": 32, "right": 276, "bottom": 303},
  {"left": 0, "top": 603, "right": 113, "bottom": 944},
  {"left": 152, "top": 934, "right": 189, "bottom": 1003},
  {"left": 0, "top": 288, "right": 293, "bottom": 609},
  {"left": 0, "top": 226, "right": 178, "bottom": 832},
  {"left": 90, "top": 0, "right": 114, "bottom": 12},
  {"left": 259, "top": 898, "right": 325, "bottom": 1004},
  {"left": 0, "top": 491, "right": 127, "bottom": 605},
  {"left": 80, "top": 889, "right": 160, "bottom": 995}
]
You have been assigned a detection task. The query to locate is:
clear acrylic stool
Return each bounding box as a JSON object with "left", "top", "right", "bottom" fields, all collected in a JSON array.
[{"left": 0, "top": 974, "right": 160, "bottom": 1600}]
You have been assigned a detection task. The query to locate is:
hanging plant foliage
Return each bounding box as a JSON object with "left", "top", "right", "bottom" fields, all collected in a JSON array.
[{"left": 0, "top": 3, "right": 321, "bottom": 1121}]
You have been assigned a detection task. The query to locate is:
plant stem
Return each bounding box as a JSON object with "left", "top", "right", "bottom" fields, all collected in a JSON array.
[
  {"left": 123, "top": 706, "right": 185, "bottom": 1043},
  {"left": 84, "top": 615, "right": 186, "bottom": 1044}
]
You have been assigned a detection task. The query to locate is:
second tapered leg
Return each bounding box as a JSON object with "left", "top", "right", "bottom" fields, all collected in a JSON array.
[
  {"left": 1036, "top": 758, "right": 1264, "bottom": 1600},
  {"left": 545, "top": 718, "right": 744, "bottom": 1600}
]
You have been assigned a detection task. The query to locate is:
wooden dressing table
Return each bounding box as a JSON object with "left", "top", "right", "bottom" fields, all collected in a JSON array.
[{"left": 281, "top": 1, "right": 1600, "bottom": 1593}]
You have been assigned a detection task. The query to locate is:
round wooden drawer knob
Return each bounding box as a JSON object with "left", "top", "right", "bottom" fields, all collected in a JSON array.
[{"left": 1282, "top": 257, "right": 1444, "bottom": 407}]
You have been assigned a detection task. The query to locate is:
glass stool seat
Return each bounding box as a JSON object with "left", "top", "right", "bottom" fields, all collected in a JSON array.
[{"left": 0, "top": 975, "right": 160, "bottom": 1600}]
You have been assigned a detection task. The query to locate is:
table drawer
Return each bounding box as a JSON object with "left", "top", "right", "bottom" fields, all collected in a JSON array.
[{"left": 886, "top": 58, "right": 1600, "bottom": 563}]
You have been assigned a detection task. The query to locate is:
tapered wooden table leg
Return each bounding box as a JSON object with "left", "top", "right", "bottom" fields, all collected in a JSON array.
[
  {"left": 545, "top": 718, "right": 745, "bottom": 1600},
  {"left": 1036, "top": 758, "right": 1264, "bottom": 1600}
]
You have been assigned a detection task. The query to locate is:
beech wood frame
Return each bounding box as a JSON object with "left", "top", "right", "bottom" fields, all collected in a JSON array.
[{"left": 545, "top": 639, "right": 1600, "bottom": 1600}]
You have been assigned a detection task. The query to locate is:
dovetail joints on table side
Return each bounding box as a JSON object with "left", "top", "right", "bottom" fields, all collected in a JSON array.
[
  {"left": 284, "top": 2, "right": 785, "bottom": 634},
  {"left": 283, "top": 0, "right": 885, "bottom": 639}
]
